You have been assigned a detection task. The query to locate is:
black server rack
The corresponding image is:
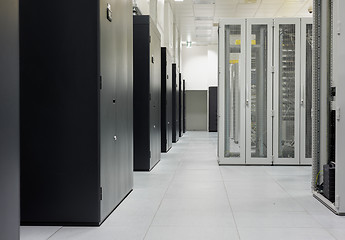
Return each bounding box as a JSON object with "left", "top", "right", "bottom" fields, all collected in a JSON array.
[
  {"left": 133, "top": 15, "right": 161, "bottom": 171},
  {"left": 20, "top": 0, "right": 133, "bottom": 226},
  {"left": 209, "top": 87, "right": 218, "bottom": 132},
  {"left": 161, "top": 47, "right": 173, "bottom": 152},
  {"left": 0, "top": 0, "right": 20, "bottom": 238},
  {"left": 179, "top": 73, "right": 184, "bottom": 137},
  {"left": 172, "top": 64, "right": 180, "bottom": 143},
  {"left": 183, "top": 80, "right": 186, "bottom": 133}
]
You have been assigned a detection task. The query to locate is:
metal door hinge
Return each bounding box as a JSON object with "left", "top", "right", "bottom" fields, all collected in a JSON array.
[
  {"left": 100, "top": 76, "right": 103, "bottom": 90},
  {"left": 100, "top": 187, "right": 103, "bottom": 200}
]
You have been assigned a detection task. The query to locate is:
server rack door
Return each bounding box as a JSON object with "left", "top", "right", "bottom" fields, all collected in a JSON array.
[
  {"left": 105, "top": 0, "right": 133, "bottom": 221},
  {"left": 167, "top": 54, "right": 173, "bottom": 149},
  {"left": 209, "top": 87, "right": 218, "bottom": 132},
  {"left": 172, "top": 64, "right": 179, "bottom": 142},
  {"left": 218, "top": 19, "right": 246, "bottom": 165},
  {"left": 133, "top": 16, "right": 151, "bottom": 171},
  {"left": 161, "top": 47, "right": 168, "bottom": 152},
  {"left": 273, "top": 18, "right": 301, "bottom": 165},
  {"left": 0, "top": 0, "right": 20, "bottom": 237},
  {"left": 299, "top": 18, "right": 313, "bottom": 165},
  {"left": 150, "top": 19, "right": 161, "bottom": 168},
  {"left": 183, "top": 80, "right": 186, "bottom": 133},
  {"left": 100, "top": 0, "right": 118, "bottom": 221},
  {"left": 245, "top": 19, "right": 273, "bottom": 165},
  {"left": 179, "top": 73, "right": 183, "bottom": 137},
  {"left": 20, "top": 0, "right": 100, "bottom": 224}
]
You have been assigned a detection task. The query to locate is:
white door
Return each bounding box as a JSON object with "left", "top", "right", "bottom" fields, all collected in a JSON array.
[
  {"left": 218, "top": 19, "right": 246, "bottom": 165},
  {"left": 246, "top": 19, "right": 274, "bottom": 165},
  {"left": 300, "top": 18, "right": 313, "bottom": 165},
  {"left": 273, "top": 18, "right": 301, "bottom": 165}
]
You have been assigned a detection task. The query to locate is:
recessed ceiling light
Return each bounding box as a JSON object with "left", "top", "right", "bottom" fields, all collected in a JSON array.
[{"left": 175, "top": 0, "right": 184, "bottom": 2}]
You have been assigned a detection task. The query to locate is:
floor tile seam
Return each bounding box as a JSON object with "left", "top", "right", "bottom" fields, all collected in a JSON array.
[
  {"left": 326, "top": 228, "right": 345, "bottom": 240},
  {"left": 149, "top": 223, "right": 238, "bottom": 227},
  {"left": 46, "top": 226, "right": 63, "bottom": 240},
  {"left": 236, "top": 226, "right": 331, "bottom": 229},
  {"left": 270, "top": 175, "right": 329, "bottom": 230},
  {"left": 142, "top": 139, "right": 187, "bottom": 240},
  {"left": 219, "top": 165, "right": 242, "bottom": 239}
]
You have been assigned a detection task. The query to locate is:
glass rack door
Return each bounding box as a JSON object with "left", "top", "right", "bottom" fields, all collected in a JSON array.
[
  {"left": 300, "top": 18, "right": 313, "bottom": 165},
  {"left": 273, "top": 19, "right": 301, "bottom": 165},
  {"left": 218, "top": 19, "right": 246, "bottom": 164},
  {"left": 246, "top": 19, "right": 273, "bottom": 165}
]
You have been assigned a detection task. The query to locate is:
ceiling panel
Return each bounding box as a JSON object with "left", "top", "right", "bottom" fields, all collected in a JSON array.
[{"left": 171, "top": 0, "right": 313, "bottom": 44}]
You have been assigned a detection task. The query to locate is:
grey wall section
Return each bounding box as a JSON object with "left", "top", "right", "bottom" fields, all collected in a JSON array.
[
  {"left": 186, "top": 90, "right": 208, "bottom": 131},
  {"left": 0, "top": 0, "right": 20, "bottom": 238},
  {"left": 20, "top": 0, "right": 133, "bottom": 225}
]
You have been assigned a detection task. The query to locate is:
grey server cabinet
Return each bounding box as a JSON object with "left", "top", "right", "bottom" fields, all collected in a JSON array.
[
  {"left": 183, "top": 80, "right": 186, "bottom": 133},
  {"left": 179, "top": 73, "right": 184, "bottom": 137},
  {"left": 133, "top": 15, "right": 161, "bottom": 171},
  {"left": 161, "top": 47, "right": 173, "bottom": 152},
  {"left": 209, "top": 87, "right": 218, "bottom": 132},
  {"left": 172, "top": 64, "right": 180, "bottom": 142},
  {"left": 20, "top": 0, "right": 133, "bottom": 226},
  {"left": 0, "top": 0, "right": 20, "bottom": 238}
]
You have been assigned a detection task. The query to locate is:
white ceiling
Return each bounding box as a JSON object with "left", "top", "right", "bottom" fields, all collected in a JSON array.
[{"left": 170, "top": 0, "right": 313, "bottom": 45}]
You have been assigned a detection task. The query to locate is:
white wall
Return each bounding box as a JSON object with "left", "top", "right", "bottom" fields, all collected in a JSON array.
[
  {"left": 135, "top": 0, "right": 149, "bottom": 15},
  {"left": 207, "top": 45, "right": 218, "bottom": 87},
  {"left": 182, "top": 45, "right": 218, "bottom": 90}
]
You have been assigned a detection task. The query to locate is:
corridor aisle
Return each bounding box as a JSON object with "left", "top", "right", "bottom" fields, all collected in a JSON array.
[{"left": 21, "top": 132, "right": 345, "bottom": 240}]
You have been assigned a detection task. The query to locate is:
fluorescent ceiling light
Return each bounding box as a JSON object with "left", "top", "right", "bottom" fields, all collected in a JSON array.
[{"left": 175, "top": 0, "right": 184, "bottom": 2}]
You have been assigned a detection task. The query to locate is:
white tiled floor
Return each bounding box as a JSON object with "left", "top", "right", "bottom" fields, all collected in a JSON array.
[{"left": 21, "top": 132, "right": 345, "bottom": 240}]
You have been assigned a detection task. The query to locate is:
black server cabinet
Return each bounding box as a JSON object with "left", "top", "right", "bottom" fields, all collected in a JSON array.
[
  {"left": 179, "top": 73, "right": 184, "bottom": 137},
  {"left": 209, "top": 87, "right": 218, "bottom": 132},
  {"left": 0, "top": 0, "right": 20, "bottom": 238},
  {"left": 172, "top": 64, "right": 180, "bottom": 143},
  {"left": 20, "top": 0, "right": 133, "bottom": 226},
  {"left": 183, "top": 80, "right": 186, "bottom": 133},
  {"left": 161, "top": 47, "right": 173, "bottom": 152},
  {"left": 133, "top": 15, "right": 161, "bottom": 171}
]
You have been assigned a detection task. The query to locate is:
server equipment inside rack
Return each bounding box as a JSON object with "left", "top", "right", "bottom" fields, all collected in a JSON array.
[
  {"left": 179, "top": 73, "right": 184, "bottom": 137},
  {"left": 161, "top": 47, "right": 173, "bottom": 152},
  {"left": 20, "top": 0, "right": 133, "bottom": 226},
  {"left": 133, "top": 15, "right": 161, "bottom": 171},
  {"left": 172, "top": 64, "right": 180, "bottom": 143},
  {"left": 0, "top": 0, "right": 20, "bottom": 238},
  {"left": 209, "top": 86, "right": 218, "bottom": 132}
]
